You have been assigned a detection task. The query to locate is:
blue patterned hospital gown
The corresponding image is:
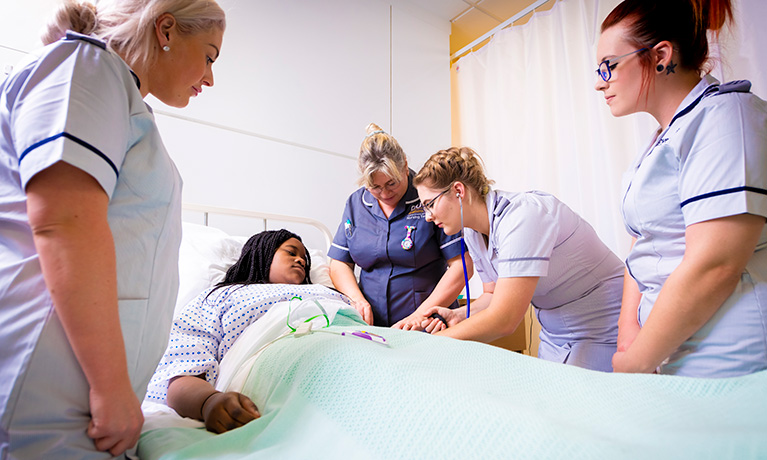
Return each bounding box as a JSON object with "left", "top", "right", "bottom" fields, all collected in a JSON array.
[{"left": 146, "top": 284, "right": 349, "bottom": 404}]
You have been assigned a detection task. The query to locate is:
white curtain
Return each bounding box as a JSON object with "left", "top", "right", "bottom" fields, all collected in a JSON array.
[{"left": 452, "top": 0, "right": 767, "bottom": 261}]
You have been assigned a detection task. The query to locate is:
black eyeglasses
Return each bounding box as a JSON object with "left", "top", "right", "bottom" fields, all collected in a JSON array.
[
  {"left": 421, "top": 189, "right": 449, "bottom": 215},
  {"left": 596, "top": 47, "right": 647, "bottom": 82}
]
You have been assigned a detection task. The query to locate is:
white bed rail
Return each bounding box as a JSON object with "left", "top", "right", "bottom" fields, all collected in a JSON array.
[{"left": 182, "top": 203, "right": 333, "bottom": 254}]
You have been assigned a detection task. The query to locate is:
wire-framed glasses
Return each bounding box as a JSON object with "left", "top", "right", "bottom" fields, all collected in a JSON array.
[
  {"left": 421, "top": 189, "right": 449, "bottom": 215},
  {"left": 596, "top": 47, "right": 647, "bottom": 82},
  {"left": 367, "top": 178, "right": 400, "bottom": 195}
]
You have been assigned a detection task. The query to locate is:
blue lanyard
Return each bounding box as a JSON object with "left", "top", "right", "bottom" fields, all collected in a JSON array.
[{"left": 459, "top": 196, "right": 471, "bottom": 318}]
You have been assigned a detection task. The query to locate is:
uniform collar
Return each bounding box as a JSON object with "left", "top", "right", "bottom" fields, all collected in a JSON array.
[
  {"left": 481, "top": 189, "right": 499, "bottom": 251},
  {"left": 362, "top": 169, "right": 419, "bottom": 221},
  {"left": 63, "top": 30, "right": 141, "bottom": 91},
  {"left": 667, "top": 74, "right": 718, "bottom": 128}
]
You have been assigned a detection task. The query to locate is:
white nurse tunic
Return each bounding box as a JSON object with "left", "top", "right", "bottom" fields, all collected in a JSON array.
[
  {"left": 622, "top": 75, "right": 767, "bottom": 377},
  {"left": 0, "top": 32, "right": 182, "bottom": 458},
  {"left": 465, "top": 190, "right": 623, "bottom": 371}
]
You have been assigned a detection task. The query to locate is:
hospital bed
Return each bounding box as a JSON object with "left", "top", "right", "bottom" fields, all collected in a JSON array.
[{"left": 137, "top": 204, "right": 767, "bottom": 460}]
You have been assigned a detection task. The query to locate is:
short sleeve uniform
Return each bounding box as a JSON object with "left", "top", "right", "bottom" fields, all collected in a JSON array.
[
  {"left": 465, "top": 190, "right": 623, "bottom": 371},
  {"left": 0, "top": 33, "right": 182, "bottom": 458},
  {"left": 622, "top": 75, "right": 767, "bottom": 377},
  {"left": 328, "top": 171, "right": 462, "bottom": 326}
]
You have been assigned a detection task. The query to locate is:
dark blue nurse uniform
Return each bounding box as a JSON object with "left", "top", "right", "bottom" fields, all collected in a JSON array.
[{"left": 328, "top": 170, "right": 462, "bottom": 326}]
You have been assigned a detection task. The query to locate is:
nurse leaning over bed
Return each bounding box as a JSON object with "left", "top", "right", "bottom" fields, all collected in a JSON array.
[
  {"left": 416, "top": 147, "right": 624, "bottom": 372},
  {"left": 328, "top": 123, "right": 472, "bottom": 328},
  {"left": 0, "top": 0, "right": 225, "bottom": 458},
  {"left": 595, "top": 0, "right": 767, "bottom": 377}
]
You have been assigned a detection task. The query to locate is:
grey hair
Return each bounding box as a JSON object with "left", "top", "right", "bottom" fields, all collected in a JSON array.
[
  {"left": 41, "top": 0, "right": 226, "bottom": 70},
  {"left": 357, "top": 123, "right": 408, "bottom": 188}
]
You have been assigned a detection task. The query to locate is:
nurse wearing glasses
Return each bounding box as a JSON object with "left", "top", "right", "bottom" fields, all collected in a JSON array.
[
  {"left": 328, "top": 124, "right": 471, "bottom": 327},
  {"left": 416, "top": 147, "right": 623, "bottom": 372},
  {"left": 595, "top": 0, "right": 767, "bottom": 377}
]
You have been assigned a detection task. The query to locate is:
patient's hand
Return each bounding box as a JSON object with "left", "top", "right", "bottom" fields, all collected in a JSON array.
[
  {"left": 202, "top": 391, "right": 261, "bottom": 434},
  {"left": 420, "top": 306, "right": 463, "bottom": 333}
]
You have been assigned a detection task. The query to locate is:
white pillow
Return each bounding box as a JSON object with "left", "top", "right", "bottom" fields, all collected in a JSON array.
[{"left": 175, "top": 223, "right": 333, "bottom": 316}]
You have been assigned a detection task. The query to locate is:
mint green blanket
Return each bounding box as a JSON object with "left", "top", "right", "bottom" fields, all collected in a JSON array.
[{"left": 139, "top": 310, "right": 767, "bottom": 459}]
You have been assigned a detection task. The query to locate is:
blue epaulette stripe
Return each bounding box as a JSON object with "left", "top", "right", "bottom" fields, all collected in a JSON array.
[
  {"left": 681, "top": 186, "right": 767, "bottom": 208},
  {"left": 19, "top": 132, "right": 118, "bottom": 178},
  {"left": 499, "top": 257, "right": 550, "bottom": 262}
]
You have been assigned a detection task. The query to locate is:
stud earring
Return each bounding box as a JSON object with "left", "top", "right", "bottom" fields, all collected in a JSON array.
[
  {"left": 656, "top": 64, "right": 664, "bottom": 72},
  {"left": 163, "top": 45, "right": 170, "bottom": 52}
]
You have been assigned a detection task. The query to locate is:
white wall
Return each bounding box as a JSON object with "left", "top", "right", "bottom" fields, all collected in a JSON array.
[{"left": 1, "top": 0, "right": 451, "bottom": 250}]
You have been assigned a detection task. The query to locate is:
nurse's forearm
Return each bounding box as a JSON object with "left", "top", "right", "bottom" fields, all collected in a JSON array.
[
  {"left": 417, "top": 254, "right": 472, "bottom": 311},
  {"left": 438, "top": 277, "right": 537, "bottom": 343},
  {"left": 617, "top": 267, "right": 641, "bottom": 352},
  {"left": 621, "top": 215, "right": 764, "bottom": 372},
  {"left": 27, "top": 162, "right": 132, "bottom": 396},
  {"left": 328, "top": 259, "right": 366, "bottom": 302}
]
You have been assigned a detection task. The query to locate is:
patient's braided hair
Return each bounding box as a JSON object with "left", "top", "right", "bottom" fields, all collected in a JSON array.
[{"left": 206, "top": 229, "right": 311, "bottom": 300}]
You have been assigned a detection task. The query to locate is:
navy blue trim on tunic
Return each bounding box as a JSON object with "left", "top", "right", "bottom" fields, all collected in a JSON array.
[
  {"left": 19, "top": 132, "right": 119, "bottom": 178},
  {"left": 681, "top": 186, "right": 767, "bottom": 208}
]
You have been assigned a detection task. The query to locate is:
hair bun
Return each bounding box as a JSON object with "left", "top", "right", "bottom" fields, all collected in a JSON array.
[{"left": 41, "top": 0, "right": 98, "bottom": 45}]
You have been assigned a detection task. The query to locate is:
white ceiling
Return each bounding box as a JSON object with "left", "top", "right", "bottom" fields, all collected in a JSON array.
[{"left": 402, "top": 0, "right": 556, "bottom": 56}]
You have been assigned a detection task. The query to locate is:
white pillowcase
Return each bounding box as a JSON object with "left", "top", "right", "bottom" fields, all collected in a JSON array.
[{"left": 174, "top": 222, "right": 333, "bottom": 316}]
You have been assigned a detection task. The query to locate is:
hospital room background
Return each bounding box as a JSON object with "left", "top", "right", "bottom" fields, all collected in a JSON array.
[{"left": 2, "top": 0, "right": 766, "bottom": 351}]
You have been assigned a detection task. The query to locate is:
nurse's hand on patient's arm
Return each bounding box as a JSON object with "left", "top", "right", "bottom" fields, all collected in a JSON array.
[
  {"left": 420, "top": 306, "right": 465, "bottom": 333},
  {"left": 392, "top": 313, "right": 428, "bottom": 331}
]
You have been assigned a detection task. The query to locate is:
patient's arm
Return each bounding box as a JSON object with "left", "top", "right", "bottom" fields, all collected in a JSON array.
[
  {"left": 329, "top": 258, "right": 373, "bottom": 324},
  {"left": 167, "top": 375, "right": 260, "bottom": 434}
]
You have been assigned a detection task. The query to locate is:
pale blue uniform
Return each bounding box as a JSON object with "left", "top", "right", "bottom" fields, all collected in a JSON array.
[
  {"left": 622, "top": 75, "right": 767, "bottom": 378},
  {"left": 328, "top": 171, "right": 462, "bottom": 326},
  {"left": 465, "top": 190, "right": 623, "bottom": 372},
  {"left": 0, "top": 33, "right": 182, "bottom": 458}
]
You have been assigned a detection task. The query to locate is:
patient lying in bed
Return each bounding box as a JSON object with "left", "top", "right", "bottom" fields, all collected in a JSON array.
[{"left": 145, "top": 229, "right": 349, "bottom": 433}]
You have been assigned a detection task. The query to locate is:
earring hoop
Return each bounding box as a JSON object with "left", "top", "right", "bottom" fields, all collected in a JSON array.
[{"left": 163, "top": 45, "right": 170, "bottom": 52}]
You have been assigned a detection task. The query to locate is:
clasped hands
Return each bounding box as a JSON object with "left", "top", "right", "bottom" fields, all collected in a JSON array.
[{"left": 392, "top": 306, "right": 462, "bottom": 333}]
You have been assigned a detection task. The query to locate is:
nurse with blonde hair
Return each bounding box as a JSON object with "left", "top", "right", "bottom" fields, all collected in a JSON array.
[
  {"left": 328, "top": 124, "right": 471, "bottom": 328},
  {"left": 415, "top": 147, "right": 623, "bottom": 372},
  {"left": 0, "top": 0, "right": 225, "bottom": 457}
]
